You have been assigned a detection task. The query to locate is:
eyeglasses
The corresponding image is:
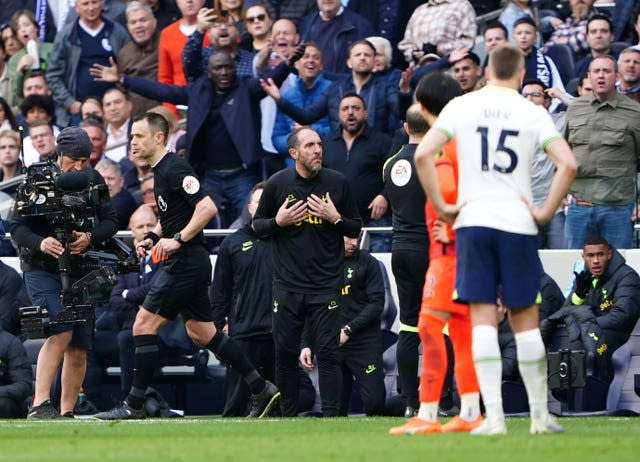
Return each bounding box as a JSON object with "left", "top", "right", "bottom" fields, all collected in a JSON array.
[
  {"left": 246, "top": 14, "right": 266, "bottom": 23},
  {"left": 522, "top": 91, "right": 545, "bottom": 98}
]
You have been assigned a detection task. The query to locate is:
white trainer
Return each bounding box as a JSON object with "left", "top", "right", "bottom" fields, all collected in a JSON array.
[
  {"left": 469, "top": 418, "right": 507, "bottom": 436},
  {"left": 530, "top": 415, "right": 564, "bottom": 434}
]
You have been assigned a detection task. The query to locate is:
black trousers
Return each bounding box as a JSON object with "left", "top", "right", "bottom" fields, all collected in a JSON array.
[
  {"left": 338, "top": 336, "right": 386, "bottom": 416},
  {"left": 391, "top": 246, "right": 428, "bottom": 408},
  {"left": 0, "top": 397, "right": 27, "bottom": 418},
  {"left": 272, "top": 287, "right": 341, "bottom": 417},
  {"left": 222, "top": 336, "right": 275, "bottom": 417}
]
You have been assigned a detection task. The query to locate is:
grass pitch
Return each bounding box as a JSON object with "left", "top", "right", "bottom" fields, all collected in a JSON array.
[{"left": 1, "top": 416, "right": 638, "bottom": 462}]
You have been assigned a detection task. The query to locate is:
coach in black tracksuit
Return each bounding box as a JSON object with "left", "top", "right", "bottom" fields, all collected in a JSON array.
[
  {"left": 253, "top": 127, "right": 361, "bottom": 417},
  {"left": 211, "top": 186, "right": 275, "bottom": 416},
  {"left": 381, "top": 105, "right": 429, "bottom": 416},
  {"left": 336, "top": 237, "right": 386, "bottom": 416}
]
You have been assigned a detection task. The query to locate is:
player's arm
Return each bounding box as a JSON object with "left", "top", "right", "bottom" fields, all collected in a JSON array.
[
  {"left": 414, "top": 128, "right": 458, "bottom": 223},
  {"left": 532, "top": 138, "right": 577, "bottom": 225}
]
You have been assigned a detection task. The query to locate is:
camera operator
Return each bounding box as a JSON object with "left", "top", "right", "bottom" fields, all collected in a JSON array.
[{"left": 9, "top": 127, "right": 118, "bottom": 419}]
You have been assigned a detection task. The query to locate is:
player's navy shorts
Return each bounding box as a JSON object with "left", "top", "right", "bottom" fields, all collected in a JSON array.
[
  {"left": 454, "top": 226, "right": 541, "bottom": 308},
  {"left": 143, "top": 245, "right": 213, "bottom": 322}
]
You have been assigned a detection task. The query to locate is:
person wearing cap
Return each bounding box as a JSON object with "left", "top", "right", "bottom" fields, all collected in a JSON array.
[{"left": 9, "top": 126, "right": 118, "bottom": 419}]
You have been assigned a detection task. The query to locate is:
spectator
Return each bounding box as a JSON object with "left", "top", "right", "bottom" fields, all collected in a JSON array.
[
  {"left": 543, "top": 0, "right": 597, "bottom": 59},
  {"left": 0, "top": 23, "right": 22, "bottom": 58},
  {"left": 28, "top": 120, "right": 57, "bottom": 163},
  {"left": 542, "top": 236, "right": 640, "bottom": 382},
  {"left": 616, "top": 46, "right": 640, "bottom": 102},
  {"left": 256, "top": 0, "right": 316, "bottom": 24},
  {"left": 521, "top": 79, "right": 567, "bottom": 249},
  {"left": 157, "top": 0, "right": 208, "bottom": 114},
  {"left": 22, "top": 72, "right": 51, "bottom": 99},
  {"left": 0, "top": 129, "right": 21, "bottom": 183},
  {"left": 79, "top": 96, "right": 104, "bottom": 121},
  {"left": 573, "top": 14, "right": 617, "bottom": 80},
  {"left": 95, "top": 158, "right": 138, "bottom": 229},
  {"left": 450, "top": 51, "right": 483, "bottom": 93},
  {"left": 255, "top": 19, "right": 300, "bottom": 177},
  {"left": 117, "top": 1, "right": 162, "bottom": 117},
  {"left": 140, "top": 0, "right": 181, "bottom": 32},
  {"left": 0, "top": 259, "right": 31, "bottom": 337},
  {"left": 301, "top": 235, "right": 386, "bottom": 416},
  {"left": 182, "top": 8, "right": 255, "bottom": 81},
  {"left": 139, "top": 172, "right": 156, "bottom": 213},
  {"left": 102, "top": 87, "right": 133, "bottom": 164},
  {"left": 0, "top": 327, "right": 32, "bottom": 418},
  {"left": 297, "top": 0, "right": 375, "bottom": 74},
  {"left": 564, "top": 55, "right": 640, "bottom": 249},
  {"left": 272, "top": 42, "right": 332, "bottom": 160},
  {"left": 0, "top": 39, "right": 11, "bottom": 109},
  {"left": 367, "top": 36, "right": 402, "bottom": 87},
  {"left": 499, "top": 0, "right": 539, "bottom": 42},
  {"left": 398, "top": 0, "right": 476, "bottom": 64},
  {"left": 513, "top": 17, "right": 566, "bottom": 95},
  {"left": 79, "top": 116, "right": 107, "bottom": 167},
  {"left": 321, "top": 92, "right": 391, "bottom": 249},
  {"left": 239, "top": 2, "right": 272, "bottom": 53},
  {"left": 91, "top": 47, "right": 304, "bottom": 227},
  {"left": 0, "top": 97, "right": 18, "bottom": 131},
  {"left": 252, "top": 126, "right": 362, "bottom": 417},
  {"left": 46, "top": 0, "right": 130, "bottom": 128},
  {"left": 263, "top": 39, "right": 412, "bottom": 137},
  {"left": 482, "top": 20, "right": 509, "bottom": 68},
  {"left": 20, "top": 95, "right": 59, "bottom": 166},
  {"left": 219, "top": 0, "right": 246, "bottom": 35},
  {"left": 7, "top": 10, "right": 53, "bottom": 111},
  {"left": 210, "top": 182, "right": 276, "bottom": 417}
]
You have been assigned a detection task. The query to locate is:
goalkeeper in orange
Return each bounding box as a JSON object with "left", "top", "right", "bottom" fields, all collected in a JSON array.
[{"left": 390, "top": 72, "right": 482, "bottom": 435}]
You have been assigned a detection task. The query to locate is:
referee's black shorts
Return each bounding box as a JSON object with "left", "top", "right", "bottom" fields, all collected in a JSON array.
[{"left": 143, "top": 245, "right": 213, "bottom": 322}]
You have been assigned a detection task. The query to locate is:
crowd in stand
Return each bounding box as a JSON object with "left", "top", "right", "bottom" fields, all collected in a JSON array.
[{"left": 0, "top": 0, "right": 640, "bottom": 419}]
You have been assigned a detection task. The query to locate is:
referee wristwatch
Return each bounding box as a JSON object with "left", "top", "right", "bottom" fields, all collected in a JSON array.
[{"left": 173, "top": 232, "right": 186, "bottom": 245}]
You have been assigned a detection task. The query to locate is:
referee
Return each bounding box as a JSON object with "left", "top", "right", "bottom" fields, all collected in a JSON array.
[
  {"left": 95, "top": 112, "right": 279, "bottom": 420},
  {"left": 253, "top": 127, "right": 362, "bottom": 417}
]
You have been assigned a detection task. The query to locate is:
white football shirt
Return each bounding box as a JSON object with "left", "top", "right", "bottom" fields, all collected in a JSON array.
[{"left": 433, "top": 85, "right": 561, "bottom": 235}]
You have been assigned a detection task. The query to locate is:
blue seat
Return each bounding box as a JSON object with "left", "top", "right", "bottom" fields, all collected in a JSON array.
[
  {"left": 545, "top": 44, "right": 576, "bottom": 87},
  {"left": 606, "top": 317, "right": 640, "bottom": 415}
]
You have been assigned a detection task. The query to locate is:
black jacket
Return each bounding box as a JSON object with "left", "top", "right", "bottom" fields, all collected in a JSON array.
[
  {"left": 0, "top": 261, "right": 31, "bottom": 337},
  {"left": 339, "top": 249, "right": 384, "bottom": 342},
  {"left": 210, "top": 226, "right": 273, "bottom": 339},
  {"left": 0, "top": 329, "right": 32, "bottom": 403}
]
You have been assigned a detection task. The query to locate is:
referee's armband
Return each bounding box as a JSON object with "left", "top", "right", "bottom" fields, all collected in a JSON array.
[{"left": 571, "top": 293, "right": 585, "bottom": 305}]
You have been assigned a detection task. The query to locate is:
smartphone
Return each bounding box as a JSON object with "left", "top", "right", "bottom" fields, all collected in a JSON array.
[{"left": 213, "top": 0, "right": 230, "bottom": 23}]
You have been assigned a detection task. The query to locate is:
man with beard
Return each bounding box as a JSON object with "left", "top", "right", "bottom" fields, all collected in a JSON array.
[
  {"left": 252, "top": 126, "right": 361, "bottom": 417},
  {"left": 90, "top": 46, "right": 305, "bottom": 227},
  {"left": 450, "top": 52, "right": 483, "bottom": 94},
  {"left": 321, "top": 92, "right": 391, "bottom": 251}
]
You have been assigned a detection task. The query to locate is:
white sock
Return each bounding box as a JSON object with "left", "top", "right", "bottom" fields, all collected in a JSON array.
[
  {"left": 472, "top": 325, "right": 504, "bottom": 422},
  {"left": 459, "top": 392, "right": 481, "bottom": 421},
  {"left": 514, "top": 328, "right": 549, "bottom": 421},
  {"left": 417, "top": 402, "right": 438, "bottom": 422}
]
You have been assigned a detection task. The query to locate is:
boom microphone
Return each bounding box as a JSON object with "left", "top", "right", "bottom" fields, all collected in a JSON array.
[{"left": 55, "top": 171, "right": 91, "bottom": 191}]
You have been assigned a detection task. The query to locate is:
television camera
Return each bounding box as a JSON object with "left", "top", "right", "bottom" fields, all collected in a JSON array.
[{"left": 13, "top": 161, "right": 139, "bottom": 339}]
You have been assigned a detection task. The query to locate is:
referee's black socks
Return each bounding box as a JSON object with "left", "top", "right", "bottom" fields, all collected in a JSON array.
[
  {"left": 127, "top": 334, "right": 159, "bottom": 410},
  {"left": 207, "top": 330, "right": 266, "bottom": 394}
]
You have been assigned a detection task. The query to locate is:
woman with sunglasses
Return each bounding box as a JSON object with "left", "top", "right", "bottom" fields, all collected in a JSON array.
[{"left": 239, "top": 3, "right": 273, "bottom": 53}]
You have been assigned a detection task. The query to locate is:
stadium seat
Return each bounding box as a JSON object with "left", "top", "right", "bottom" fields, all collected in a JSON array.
[
  {"left": 606, "top": 317, "right": 640, "bottom": 415},
  {"left": 545, "top": 44, "right": 576, "bottom": 87}
]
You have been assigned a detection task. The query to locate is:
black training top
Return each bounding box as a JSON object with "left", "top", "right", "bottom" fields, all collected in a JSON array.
[
  {"left": 382, "top": 144, "right": 428, "bottom": 249},
  {"left": 153, "top": 152, "right": 208, "bottom": 246},
  {"left": 253, "top": 167, "right": 362, "bottom": 294}
]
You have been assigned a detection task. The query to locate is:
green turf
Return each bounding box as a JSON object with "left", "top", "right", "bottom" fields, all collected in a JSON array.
[{"left": 1, "top": 416, "right": 638, "bottom": 462}]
